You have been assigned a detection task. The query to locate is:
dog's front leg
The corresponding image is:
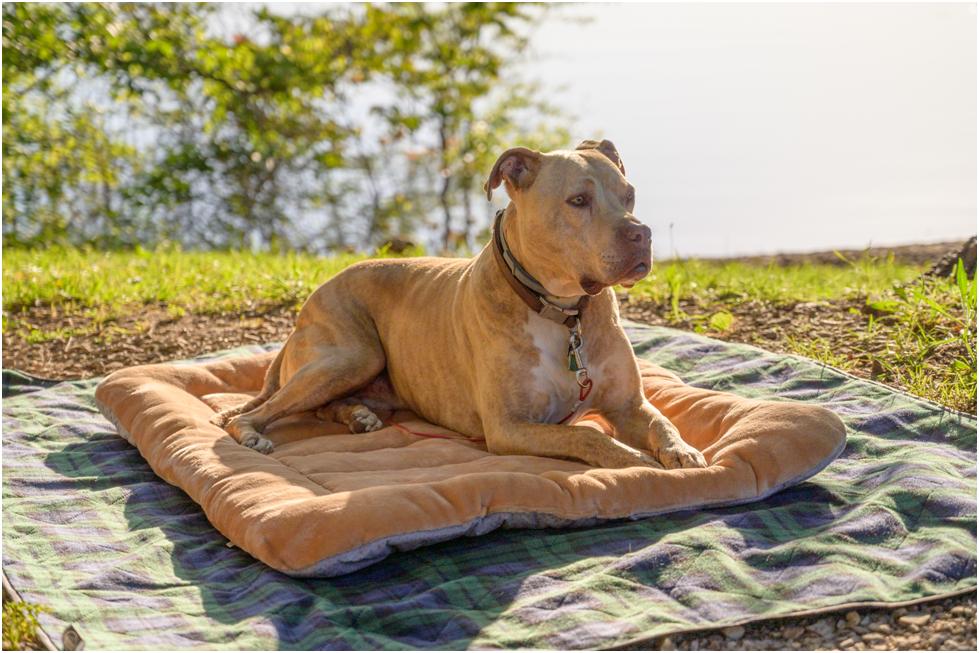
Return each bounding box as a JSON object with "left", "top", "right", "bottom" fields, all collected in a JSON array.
[
  {"left": 485, "top": 419, "right": 666, "bottom": 470},
  {"left": 602, "top": 398, "right": 707, "bottom": 470}
]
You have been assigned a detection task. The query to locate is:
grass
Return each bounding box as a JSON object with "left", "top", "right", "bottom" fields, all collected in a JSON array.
[
  {"left": 859, "top": 261, "right": 977, "bottom": 411},
  {"left": 2, "top": 600, "right": 48, "bottom": 650},
  {"left": 2, "top": 246, "right": 922, "bottom": 317},
  {"left": 629, "top": 253, "right": 925, "bottom": 305},
  {"left": 3, "top": 245, "right": 976, "bottom": 412},
  {"left": 2, "top": 245, "right": 380, "bottom": 315}
]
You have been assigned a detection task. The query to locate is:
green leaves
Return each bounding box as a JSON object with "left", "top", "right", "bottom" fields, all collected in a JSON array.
[{"left": 3, "top": 2, "right": 570, "bottom": 252}]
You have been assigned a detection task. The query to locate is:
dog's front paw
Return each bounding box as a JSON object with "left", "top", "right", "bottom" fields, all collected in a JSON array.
[
  {"left": 653, "top": 440, "right": 707, "bottom": 470},
  {"left": 349, "top": 406, "right": 383, "bottom": 433},
  {"left": 649, "top": 417, "right": 707, "bottom": 470}
]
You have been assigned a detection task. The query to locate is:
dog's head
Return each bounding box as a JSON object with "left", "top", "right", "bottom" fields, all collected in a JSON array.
[{"left": 484, "top": 140, "right": 651, "bottom": 298}]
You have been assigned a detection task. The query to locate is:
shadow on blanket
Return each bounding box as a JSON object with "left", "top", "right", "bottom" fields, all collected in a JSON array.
[{"left": 93, "top": 349, "right": 846, "bottom": 578}]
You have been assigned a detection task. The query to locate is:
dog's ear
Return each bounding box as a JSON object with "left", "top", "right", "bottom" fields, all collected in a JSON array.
[
  {"left": 484, "top": 147, "right": 542, "bottom": 201},
  {"left": 575, "top": 139, "right": 626, "bottom": 176}
]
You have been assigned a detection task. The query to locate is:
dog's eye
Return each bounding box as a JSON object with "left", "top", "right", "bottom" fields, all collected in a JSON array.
[
  {"left": 568, "top": 195, "right": 588, "bottom": 207},
  {"left": 626, "top": 189, "right": 635, "bottom": 203}
]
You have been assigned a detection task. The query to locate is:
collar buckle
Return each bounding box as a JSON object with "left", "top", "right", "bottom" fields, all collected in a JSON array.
[{"left": 537, "top": 295, "right": 579, "bottom": 323}]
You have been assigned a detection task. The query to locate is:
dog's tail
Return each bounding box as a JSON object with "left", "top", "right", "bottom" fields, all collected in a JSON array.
[{"left": 209, "top": 346, "right": 286, "bottom": 428}]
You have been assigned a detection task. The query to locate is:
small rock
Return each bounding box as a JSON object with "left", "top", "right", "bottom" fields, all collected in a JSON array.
[
  {"left": 660, "top": 635, "right": 676, "bottom": 650},
  {"left": 837, "top": 618, "right": 847, "bottom": 630},
  {"left": 783, "top": 626, "right": 804, "bottom": 639},
  {"left": 846, "top": 611, "right": 861, "bottom": 627},
  {"left": 722, "top": 626, "right": 745, "bottom": 641},
  {"left": 929, "top": 634, "right": 947, "bottom": 646},
  {"left": 807, "top": 618, "right": 835, "bottom": 638},
  {"left": 892, "top": 607, "right": 908, "bottom": 617},
  {"left": 861, "top": 633, "right": 885, "bottom": 644},
  {"left": 899, "top": 614, "right": 931, "bottom": 627},
  {"left": 839, "top": 637, "right": 855, "bottom": 649},
  {"left": 870, "top": 359, "right": 884, "bottom": 377},
  {"left": 950, "top": 606, "right": 966, "bottom": 616}
]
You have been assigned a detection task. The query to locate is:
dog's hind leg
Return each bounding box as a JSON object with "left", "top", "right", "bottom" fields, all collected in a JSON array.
[
  {"left": 315, "top": 370, "right": 404, "bottom": 433},
  {"left": 209, "top": 347, "right": 286, "bottom": 428},
  {"left": 224, "top": 340, "right": 387, "bottom": 454},
  {"left": 317, "top": 398, "right": 384, "bottom": 433}
]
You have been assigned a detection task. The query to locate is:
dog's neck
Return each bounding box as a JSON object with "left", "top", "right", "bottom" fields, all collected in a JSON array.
[
  {"left": 497, "top": 207, "right": 584, "bottom": 310},
  {"left": 491, "top": 208, "right": 587, "bottom": 328}
]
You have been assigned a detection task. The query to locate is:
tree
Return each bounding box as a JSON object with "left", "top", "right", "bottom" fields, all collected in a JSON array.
[
  {"left": 374, "top": 3, "right": 573, "bottom": 253},
  {"left": 2, "top": 3, "right": 149, "bottom": 246},
  {"left": 2, "top": 2, "right": 575, "bottom": 253}
]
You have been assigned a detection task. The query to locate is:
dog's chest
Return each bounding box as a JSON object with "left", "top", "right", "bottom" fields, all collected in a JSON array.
[{"left": 523, "top": 319, "right": 601, "bottom": 424}]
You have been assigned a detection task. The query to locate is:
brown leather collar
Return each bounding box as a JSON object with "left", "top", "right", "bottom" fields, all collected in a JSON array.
[{"left": 491, "top": 209, "right": 586, "bottom": 328}]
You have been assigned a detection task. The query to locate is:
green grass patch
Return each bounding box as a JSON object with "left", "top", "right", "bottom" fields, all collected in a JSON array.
[
  {"left": 856, "top": 261, "right": 977, "bottom": 412},
  {"left": 631, "top": 252, "right": 923, "bottom": 306},
  {"left": 2, "top": 246, "right": 387, "bottom": 314},
  {"left": 4, "top": 247, "right": 922, "bottom": 316}
]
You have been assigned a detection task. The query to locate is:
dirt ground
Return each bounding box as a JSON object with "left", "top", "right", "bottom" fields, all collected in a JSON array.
[
  {"left": 2, "top": 241, "right": 975, "bottom": 651},
  {"left": 696, "top": 241, "right": 960, "bottom": 269}
]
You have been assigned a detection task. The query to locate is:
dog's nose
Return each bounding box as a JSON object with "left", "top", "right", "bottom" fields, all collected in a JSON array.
[{"left": 620, "top": 222, "right": 651, "bottom": 246}]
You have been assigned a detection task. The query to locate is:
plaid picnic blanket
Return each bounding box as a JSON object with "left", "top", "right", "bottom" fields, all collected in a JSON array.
[{"left": 2, "top": 323, "right": 975, "bottom": 650}]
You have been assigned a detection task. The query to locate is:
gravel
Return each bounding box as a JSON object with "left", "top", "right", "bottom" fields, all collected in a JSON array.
[{"left": 629, "top": 595, "right": 977, "bottom": 651}]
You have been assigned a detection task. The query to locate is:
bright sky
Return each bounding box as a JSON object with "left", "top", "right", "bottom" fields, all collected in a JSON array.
[{"left": 525, "top": 2, "right": 977, "bottom": 257}]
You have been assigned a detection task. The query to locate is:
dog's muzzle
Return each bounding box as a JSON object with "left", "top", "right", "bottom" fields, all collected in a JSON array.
[{"left": 614, "top": 222, "right": 653, "bottom": 287}]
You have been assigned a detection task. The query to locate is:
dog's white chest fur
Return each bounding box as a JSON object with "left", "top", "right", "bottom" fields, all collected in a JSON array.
[{"left": 524, "top": 318, "right": 597, "bottom": 424}]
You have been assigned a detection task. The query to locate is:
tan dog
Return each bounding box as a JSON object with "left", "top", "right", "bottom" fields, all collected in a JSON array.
[{"left": 212, "top": 140, "right": 706, "bottom": 471}]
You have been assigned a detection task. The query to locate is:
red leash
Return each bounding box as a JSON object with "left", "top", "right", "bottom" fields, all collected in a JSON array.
[
  {"left": 389, "top": 420, "right": 486, "bottom": 443},
  {"left": 556, "top": 378, "right": 593, "bottom": 425}
]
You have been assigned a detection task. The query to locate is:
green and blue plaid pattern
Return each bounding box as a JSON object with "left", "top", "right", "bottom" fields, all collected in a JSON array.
[{"left": 2, "top": 323, "right": 975, "bottom": 650}]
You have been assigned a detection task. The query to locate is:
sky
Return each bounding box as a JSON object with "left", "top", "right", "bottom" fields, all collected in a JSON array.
[
  {"left": 244, "top": 2, "right": 977, "bottom": 257},
  {"left": 522, "top": 2, "right": 977, "bottom": 258}
]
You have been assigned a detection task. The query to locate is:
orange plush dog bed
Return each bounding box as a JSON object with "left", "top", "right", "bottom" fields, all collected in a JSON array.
[{"left": 95, "top": 350, "right": 845, "bottom": 577}]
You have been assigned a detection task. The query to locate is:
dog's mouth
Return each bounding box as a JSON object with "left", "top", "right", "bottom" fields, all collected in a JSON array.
[
  {"left": 615, "top": 261, "right": 651, "bottom": 288},
  {"left": 580, "top": 260, "right": 651, "bottom": 294}
]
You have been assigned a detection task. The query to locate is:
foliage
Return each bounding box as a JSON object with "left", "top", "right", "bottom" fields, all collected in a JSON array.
[
  {"left": 2, "top": 601, "right": 49, "bottom": 650},
  {"left": 2, "top": 2, "right": 571, "bottom": 252},
  {"left": 373, "top": 3, "right": 572, "bottom": 252},
  {"left": 2, "top": 3, "right": 149, "bottom": 247}
]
